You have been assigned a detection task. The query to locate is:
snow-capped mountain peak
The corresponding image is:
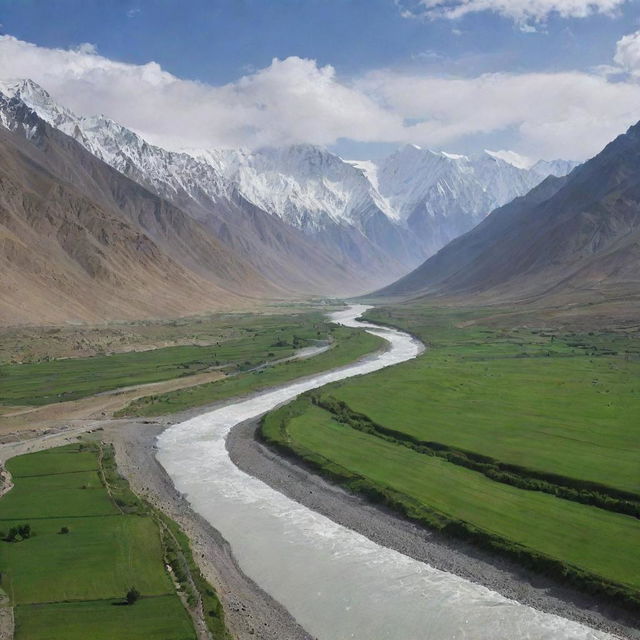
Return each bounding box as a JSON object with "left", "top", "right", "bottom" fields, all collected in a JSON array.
[
  {"left": 0, "top": 77, "right": 579, "bottom": 275},
  {"left": 484, "top": 149, "right": 535, "bottom": 170}
]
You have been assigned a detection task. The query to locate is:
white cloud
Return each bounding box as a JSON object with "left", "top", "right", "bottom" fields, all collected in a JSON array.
[
  {"left": 399, "top": 0, "right": 627, "bottom": 23},
  {"left": 74, "top": 42, "right": 98, "bottom": 55},
  {"left": 1, "top": 34, "right": 640, "bottom": 161},
  {"left": 358, "top": 68, "right": 640, "bottom": 159},
  {"left": 0, "top": 35, "right": 404, "bottom": 150},
  {"left": 614, "top": 29, "right": 640, "bottom": 75}
]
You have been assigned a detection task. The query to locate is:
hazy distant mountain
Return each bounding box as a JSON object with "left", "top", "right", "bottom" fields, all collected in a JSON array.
[
  {"left": 191, "top": 143, "right": 422, "bottom": 275},
  {"left": 192, "top": 143, "right": 577, "bottom": 264},
  {"left": 0, "top": 91, "right": 278, "bottom": 323},
  {"left": 0, "top": 79, "right": 577, "bottom": 290},
  {"left": 373, "top": 121, "right": 640, "bottom": 305},
  {"left": 352, "top": 145, "right": 577, "bottom": 257}
]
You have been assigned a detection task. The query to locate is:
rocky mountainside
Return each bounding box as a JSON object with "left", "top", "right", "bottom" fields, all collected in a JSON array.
[
  {"left": 354, "top": 145, "right": 575, "bottom": 257},
  {"left": 0, "top": 79, "right": 576, "bottom": 289},
  {"left": 193, "top": 143, "right": 576, "bottom": 264},
  {"left": 373, "top": 121, "right": 640, "bottom": 305},
  {"left": 0, "top": 91, "right": 279, "bottom": 323},
  {"left": 0, "top": 80, "right": 406, "bottom": 291}
]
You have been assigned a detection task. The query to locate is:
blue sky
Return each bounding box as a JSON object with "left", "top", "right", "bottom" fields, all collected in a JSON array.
[
  {"left": 1, "top": 0, "right": 640, "bottom": 161},
  {"left": 2, "top": 0, "right": 635, "bottom": 79}
]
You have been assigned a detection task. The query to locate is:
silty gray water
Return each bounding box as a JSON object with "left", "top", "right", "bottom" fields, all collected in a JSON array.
[{"left": 157, "top": 305, "right": 613, "bottom": 640}]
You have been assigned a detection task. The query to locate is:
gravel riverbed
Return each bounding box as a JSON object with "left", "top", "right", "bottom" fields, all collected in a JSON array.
[{"left": 227, "top": 416, "right": 640, "bottom": 640}]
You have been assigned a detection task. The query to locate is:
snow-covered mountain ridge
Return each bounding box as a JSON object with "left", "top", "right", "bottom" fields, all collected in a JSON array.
[
  {"left": 0, "top": 78, "right": 578, "bottom": 279},
  {"left": 191, "top": 144, "right": 398, "bottom": 231}
]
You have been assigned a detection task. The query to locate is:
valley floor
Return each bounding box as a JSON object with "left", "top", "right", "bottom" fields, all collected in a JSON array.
[
  {"left": 5, "top": 383, "right": 637, "bottom": 640},
  {"left": 256, "top": 302, "right": 640, "bottom": 637},
  {"left": 230, "top": 417, "right": 640, "bottom": 640},
  {"left": 1, "top": 303, "right": 638, "bottom": 640},
  {"left": 0, "top": 307, "right": 383, "bottom": 640}
]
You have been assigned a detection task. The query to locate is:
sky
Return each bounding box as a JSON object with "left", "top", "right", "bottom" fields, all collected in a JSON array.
[{"left": 1, "top": 0, "right": 640, "bottom": 162}]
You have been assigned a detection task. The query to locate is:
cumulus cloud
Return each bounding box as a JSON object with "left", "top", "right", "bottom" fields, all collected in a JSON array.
[
  {"left": 359, "top": 69, "right": 640, "bottom": 159},
  {"left": 0, "top": 35, "right": 404, "bottom": 150},
  {"left": 398, "top": 0, "right": 627, "bottom": 23},
  {"left": 1, "top": 34, "right": 640, "bottom": 160},
  {"left": 614, "top": 29, "right": 640, "bottom": 76}
]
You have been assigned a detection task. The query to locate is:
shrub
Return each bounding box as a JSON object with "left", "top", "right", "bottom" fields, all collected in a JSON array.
[
  {"left": 126, "top": 586, "right": 141, "bottom": 605},
  {"left": 4, "top": 524, "right": 33, "bottom": 542}
]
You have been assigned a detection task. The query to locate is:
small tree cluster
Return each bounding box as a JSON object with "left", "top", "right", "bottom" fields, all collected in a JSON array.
[{"left": 5, "top": 524, "right": 32, "bottom": 542}]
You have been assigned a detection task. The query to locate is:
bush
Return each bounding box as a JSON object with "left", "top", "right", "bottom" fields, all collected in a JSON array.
[
  {"left": 126, "top": 586, "right": 141, "bottom": 605},
  {"left": 18, "top": 524, "right": 31, "bottom": 539},
  {"left": 4, "top": 524, "right": 32, "bottom": 542},
  {"left": 59, "top": 526, "right": 70, "bottom": 535}
]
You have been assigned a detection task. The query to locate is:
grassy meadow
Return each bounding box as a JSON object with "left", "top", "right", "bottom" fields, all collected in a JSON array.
[
  {"left": 15, "top": 596, "right": 195, "bottom": 640},
  {"left": 261, "top": 303, "right": 640, "bottom": 606},
  {"left": 0, "top": 304, "right": 341, "bottom": 365},
  {"left": 0, "top": 443, "right": 228, "bottom": 640},
  {"left": 118, "top": 324, "right": 384, "bottom": 417},
  {"left": 267, "top": 400, "right": 640, "bottom": 589},
  {"left": 0, "top": 311, "right": 331, "bottom": 406}
]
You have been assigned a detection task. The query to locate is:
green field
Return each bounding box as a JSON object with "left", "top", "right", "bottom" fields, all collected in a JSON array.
[
  {"left": 336, "top": 306, "right": 640, "bottom": 493},
  {"left": 261, "top": 303, "right": 640, "bottom": 606},
  {"left": 0, "top": 303, "right": 340, "bottom": 365},
  {"left": 15, "top": 596, "right": 195, "bottom": 640},
  {"left": 119, "top": 324, "right": 384, "bottom": 417},
  {"left": 0, "top": 443, "right": 226, "bottom": 639},
  {"left": 0, "top": 312, "right": 330, "bottom": 406},
  {"left": 268, "top": 401, "right": 640, "bottom": 588}
]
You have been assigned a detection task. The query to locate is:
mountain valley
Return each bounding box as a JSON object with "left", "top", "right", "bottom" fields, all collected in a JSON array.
[{"left": 0, "top": 79, "right": 578, "bottom": 323}]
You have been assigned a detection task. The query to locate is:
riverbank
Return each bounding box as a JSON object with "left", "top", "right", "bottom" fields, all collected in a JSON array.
[
  {"left": 8, "top": 405, "right": 635, "bottom": 640},
  {"left": 3, "top": 306, "right": 637, "bottom": 640},
  {"left": 102, "top": 418, "right": 312, "bottom": 640},
  {"left": 228, "top": 416, "right": 640, "bottom": 640},
  {"left": 0, "top": 415, "right": 311, "bottom": 640}
]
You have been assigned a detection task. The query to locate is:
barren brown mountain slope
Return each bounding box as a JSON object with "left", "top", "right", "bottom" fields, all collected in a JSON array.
[
  {"left": 373, "top": 121, "right": 640, "bottom": 310},
  {"left": 4, "top": 79, "right": 396, "bottom": 296},
  {"left": 0, "top": 97, "right": 280, "bottom": 324},
  {"left": 149, "top": 174, "right": 384, "bottom": 297}
]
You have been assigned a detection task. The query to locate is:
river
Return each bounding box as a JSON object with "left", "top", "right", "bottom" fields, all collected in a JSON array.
[{"left": 156, "top": 304, "right": 612, "bottom": 640}]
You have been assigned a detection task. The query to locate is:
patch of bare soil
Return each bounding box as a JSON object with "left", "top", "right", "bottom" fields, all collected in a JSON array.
[{"left": 0, "top": 371, "right": 224, "bottom": 435}]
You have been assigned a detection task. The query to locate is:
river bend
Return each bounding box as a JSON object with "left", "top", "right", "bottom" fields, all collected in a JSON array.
[{"left": 157, "top": 305, "right": 612, "bottom": 640}]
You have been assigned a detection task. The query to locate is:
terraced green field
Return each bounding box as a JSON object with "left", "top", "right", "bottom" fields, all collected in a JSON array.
[
  {"left": 15, "top": 596, "right": 195, "bottom": 640},
  {"left": 337, "top": 307, "right": 640, "bottom": 493},
  {"left": 327, "top": 349, "right": 638, "bottom": 494},
  {"left": 261, "top": 303, "right": 640, "bottom": 606},
  {"left": 0, "top": 444, "right": 214, "bottom": 640}
]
